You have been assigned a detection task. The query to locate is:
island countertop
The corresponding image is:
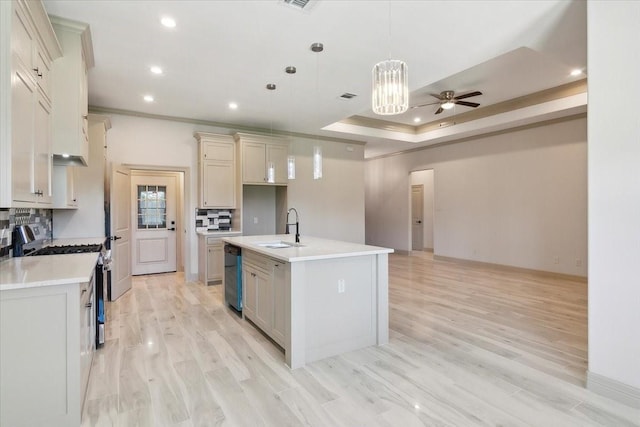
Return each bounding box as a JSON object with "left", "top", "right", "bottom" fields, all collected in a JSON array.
[
  {"left": 0, "top": 252, "right": 99, "bottom": 291},
  {"left": 221, "top": 234, "right": 393, "bottom": 263}
]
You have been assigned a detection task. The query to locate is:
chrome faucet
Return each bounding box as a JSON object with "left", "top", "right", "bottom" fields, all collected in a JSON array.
[{"left": 285, "top": 208, "right": 300, "bottom": 243}]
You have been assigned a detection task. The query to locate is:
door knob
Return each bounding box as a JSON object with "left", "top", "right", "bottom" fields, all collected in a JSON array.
[{"left": 168, "top": 228, "right": 176, "bottom": 231}]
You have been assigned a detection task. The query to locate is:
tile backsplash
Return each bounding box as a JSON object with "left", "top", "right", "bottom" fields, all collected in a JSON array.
[
  {"left": 195, "top": 208, "right": 233, "bottom": 232},
  {"left": 0, "top": 208, "right": 53, "bottom": 260}
]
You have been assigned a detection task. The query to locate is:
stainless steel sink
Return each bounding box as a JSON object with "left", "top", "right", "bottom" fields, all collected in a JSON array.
[{"left": 256, "top": 241, "right": 305, "bottom": 249}]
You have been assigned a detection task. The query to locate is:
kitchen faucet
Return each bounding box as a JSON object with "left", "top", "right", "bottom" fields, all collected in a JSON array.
[{"left": 285, "top": 208, "right": 300, "bottom": 243}]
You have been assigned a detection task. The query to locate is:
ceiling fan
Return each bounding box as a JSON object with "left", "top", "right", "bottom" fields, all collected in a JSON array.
[{"left": 411, "top": 90, "right": 483, "bottom": 114}]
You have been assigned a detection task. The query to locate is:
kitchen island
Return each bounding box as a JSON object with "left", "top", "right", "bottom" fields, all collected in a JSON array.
[{"left": 222, "top": 235, "right": 393, "bottom": 369}]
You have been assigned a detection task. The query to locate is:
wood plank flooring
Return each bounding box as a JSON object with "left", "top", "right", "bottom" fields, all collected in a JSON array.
[{"left": 82, "top": 251, "right": 640, "bottom": 426}]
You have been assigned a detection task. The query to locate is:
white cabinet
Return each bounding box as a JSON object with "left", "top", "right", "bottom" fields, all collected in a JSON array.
[
  {"left": 235, "top": 133, "right": 289, "bottom": 185},
  {"left": 50, "top": 16, "right": 93, "bottom": 166},
  {"left": 52, "top": 165, "right": 78, "bottom": 208},
  {"left": 198, "top": 235, "right": 224, "bottom": 285},
  {"left": 194, "top": 133, "right": 236, "bottom": 209},
  {"left": 0, "top": 1, "right": 61, "bottom": 207},
  {"left": 242, "top": 250, "right": 288, "bottom": 347},
  {"left": 0, "top": 278, "right": 95, "bottom": 426}
]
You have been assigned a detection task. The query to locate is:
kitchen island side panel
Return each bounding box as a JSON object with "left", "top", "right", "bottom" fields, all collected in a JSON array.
[{"left": 298, "top": 255, "right": 379, "bottom": 365}]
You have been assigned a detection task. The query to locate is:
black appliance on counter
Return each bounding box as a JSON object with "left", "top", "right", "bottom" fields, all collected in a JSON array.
[
  {"left": 224, "top": 243, "right": 242, "bottom": 311},
  {"left": 14, "top": 224, "right": 110, "bottom": 347}
]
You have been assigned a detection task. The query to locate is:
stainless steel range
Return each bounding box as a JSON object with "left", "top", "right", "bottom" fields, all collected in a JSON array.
[{"left": 13, "top": 224, "right": 110, "bottom": 347}]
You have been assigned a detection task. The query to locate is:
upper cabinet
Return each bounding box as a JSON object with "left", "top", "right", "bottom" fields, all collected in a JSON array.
[
  {"left": 194, "top": 132, "right": 237, "bottom": 209},
  {"left": 235, "top": 133, "right": 289, "bottom": 185},
  {"left": 0, "top": 0, "right": 62, "bottom": 207},
  {"left": 49, "top": 16, "right": 94, "bottom": 167}
]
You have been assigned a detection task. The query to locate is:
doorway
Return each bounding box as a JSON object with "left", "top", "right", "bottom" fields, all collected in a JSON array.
[
  {"left": 410, "top": 170, "right": 434, "bottom": 252},
  {"left": 130, "top": 170, "right": 183, "bottom": 275}
]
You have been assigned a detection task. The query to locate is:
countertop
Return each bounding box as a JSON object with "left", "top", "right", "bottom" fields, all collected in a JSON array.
[
  {"left": 222, "top": 234, "right": 393, "bottom": 263},
  {"left": 0, "top": 252, "right": 99, "bottom": 291}
]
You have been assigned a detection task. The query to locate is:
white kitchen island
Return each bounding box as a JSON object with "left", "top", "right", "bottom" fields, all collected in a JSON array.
[{"left": 222, "top": 235, "right": 393, "bottom": 369}]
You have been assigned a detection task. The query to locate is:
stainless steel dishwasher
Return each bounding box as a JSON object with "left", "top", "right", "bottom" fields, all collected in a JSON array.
[{"left": 224, "top": 243, "right": 242, "bottom": 311}]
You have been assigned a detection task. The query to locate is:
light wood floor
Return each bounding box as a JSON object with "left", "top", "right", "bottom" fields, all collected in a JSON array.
[{"left": 82, "top": 252, "right": 640, "bottom": 426}]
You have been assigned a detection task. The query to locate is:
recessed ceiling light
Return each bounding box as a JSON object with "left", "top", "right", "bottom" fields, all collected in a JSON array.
[
  {"left": 228, "top": 102, "right": 238, "bottom": 110},
  {"left": 150, "top": 66, "right": 163, "bottom": 75},
  {"left": 143, "top": 95, "right": 154, "bottom": 102},
  {"left": 570, "top": 69, "right": 583, "bottom": 76},
  {"left": 160, "top": 16, "right": 176, "bottom": 28},
  {"left": 413, "top": 117, "right": 421, "bottom": 123}
]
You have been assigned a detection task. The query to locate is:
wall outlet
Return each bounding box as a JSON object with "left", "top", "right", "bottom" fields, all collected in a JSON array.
[
  {"left": 338, "top": 279, "right": 345, "bottom": 293},
  {"left": 253, "top": 217, "right": 258, "bottom": 224},
  {"left": 553, "top": 256, "right": 560, "bottom": 264}
]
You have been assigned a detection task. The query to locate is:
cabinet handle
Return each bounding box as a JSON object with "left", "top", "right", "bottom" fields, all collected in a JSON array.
[
  {"left": 34, "top": 190, "right": 43, "bottom": 196},
  {"left": 251, "top": 272, "right": 256, "bottom": 277},
  {"left": 85, "top": 302, "right": 92, "bottom": 308},
  {"left": 33, "top": 67, "right": 42, "bottom": 77},
  {"left": 72, "top": 199, "right": 77, "bottom": 202}
]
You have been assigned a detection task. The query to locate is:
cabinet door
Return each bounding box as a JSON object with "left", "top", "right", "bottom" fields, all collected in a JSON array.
[
  {"left": 206, "top": 243, "right": 223, "bottom": 282},
  {"left": 11, "top": 3, "right": 34, "bottom": 72},
  {"left": 203, "top": 141, "right": 234, "bottom": 161},
  {"left": 254, "top": 268, "right": 273, "bottom": 332},
  {"left": 267, "top": 144, "right": 289, "bottom": 185},
  {"left": 243, "top": 264, "right": 257, "bottom": 321},
  {"left": 271, "top": 261, "right": 287, "bottom": 347},
  {"left": 33, "top": 93, "right": 52, "bottom": 204},
  {"left": 11, "top": 60, "right": 36, "bottom": 204},
  {"left": 202, "top": 161, "right": 235, "bottom": 208},
  {"left": 67, "top": 167, "right": 78, "bottom": 206},
  {"left": 242, "top": 142, "right": 266, "bottom": 183}
]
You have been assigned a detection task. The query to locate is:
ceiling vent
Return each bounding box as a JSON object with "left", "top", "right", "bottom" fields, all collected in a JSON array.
[
  {"left": 281, "top": 0, "right": 316, "bottom": 11},
  {"left": 339, "top": 93, "right": 357, "bottom": 100}
]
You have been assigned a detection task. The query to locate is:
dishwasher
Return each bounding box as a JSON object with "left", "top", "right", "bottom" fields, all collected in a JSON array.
[{"left": 224, "top": 244, "right": 242, "bottom": 311}]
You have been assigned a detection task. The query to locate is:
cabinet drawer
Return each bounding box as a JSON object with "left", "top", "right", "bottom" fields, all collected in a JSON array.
[{"left": 206, "top": 237, "right": 222, "bottom": 245}]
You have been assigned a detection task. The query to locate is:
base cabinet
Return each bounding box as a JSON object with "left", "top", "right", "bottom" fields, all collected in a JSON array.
[
  {"left": 242, "top": 251, "right": 288, "bottom": 347},
  {"left": 0, "top": 280, "right": 94, "bottom": 427},
  {"left": 198, "top": 235, "right": 224, "bottom": 285}
]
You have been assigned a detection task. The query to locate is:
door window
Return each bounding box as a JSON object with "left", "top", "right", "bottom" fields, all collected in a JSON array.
[{"left": 137, "top": 185, "right": 167, "bottom": 229}]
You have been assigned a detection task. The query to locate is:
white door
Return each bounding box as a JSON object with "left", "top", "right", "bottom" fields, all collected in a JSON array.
[
  {"left": 131, "top": 173, "right": 177, "bottom": 275},
  {"left": 110, "top": 165, "right": 132, "bottom": 300},
  {"left": 411, "top": 184, "right": 424, "bottom": 251}
]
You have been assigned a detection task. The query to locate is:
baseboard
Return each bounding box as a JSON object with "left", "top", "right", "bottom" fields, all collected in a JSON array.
[
  {"left": 587, "top": 371, "right": 640, "bottom": 408},
  {"left": 393, "top": 249, "right": 410, "bottom": 256},
  {"left": 432, "top": 254, "right": 587, "bottom": 282}
]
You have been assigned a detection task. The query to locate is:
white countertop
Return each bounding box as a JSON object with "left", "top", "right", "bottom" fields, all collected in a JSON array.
[
  {"left": 0, "top": 253, "right": 99, "bottom": 291},
  {"left": 222, "top": 234, "right": 393, "bottom": 263}
]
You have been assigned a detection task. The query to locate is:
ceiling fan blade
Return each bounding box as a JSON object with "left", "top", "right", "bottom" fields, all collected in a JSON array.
[
  {"left": 434, "top": 106, "right": 444, "bottom": 115},
  {"left": 455, "top": 100, "right": 480, "bottom": 108},
  {"left": 410, "top": 101, "right": 440, "bottom": 109},
  {"left": 454, "top": 91, "right": 482, "bottom": 100},
  {"left": 429, "top": 93, "right": 444, "bottom": 99}
]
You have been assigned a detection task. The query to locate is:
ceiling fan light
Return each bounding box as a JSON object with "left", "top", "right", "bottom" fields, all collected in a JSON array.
[
  {"left": 372, "top": 60, "right": 408, "bottom": 115},
  {"left": 441, "top": 101, "right": 455, "bottom": 110}
]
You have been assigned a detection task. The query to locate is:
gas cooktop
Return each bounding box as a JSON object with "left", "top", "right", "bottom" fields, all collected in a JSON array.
[{"left": 30, "top": 244, "right": 103, "bottom": 256}]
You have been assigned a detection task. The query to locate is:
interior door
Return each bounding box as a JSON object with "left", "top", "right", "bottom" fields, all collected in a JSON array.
[
  {"left": 411, "top": 184, "right": 424, "bottom": 251},
  {"left": 131, "top": 173, "right": 177, "bottom": 275},
  {"left": 110, "top": 165, "right": 132, "bottom": 300}
]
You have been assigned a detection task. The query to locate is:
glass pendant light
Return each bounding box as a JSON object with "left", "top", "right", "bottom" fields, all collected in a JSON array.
[
  {"left": 313, "top": 146, "right": 322, "bottom": 180},
  {"left": 287, "top": 156, "right": 296, "bottom": 179},
  {"left": 372, "top": 2, "right": 408, "bottom": 115}
]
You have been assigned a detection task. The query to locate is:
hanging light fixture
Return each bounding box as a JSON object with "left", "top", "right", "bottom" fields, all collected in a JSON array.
[
  {"left": 372, "top": 3, "right": 408, "bottom": 115},
  {"left": 266, "top": 83, "right": 277, "bottom": 183},
  {"left": 312, "top": 42, "right": 323, "bottom": 180}
]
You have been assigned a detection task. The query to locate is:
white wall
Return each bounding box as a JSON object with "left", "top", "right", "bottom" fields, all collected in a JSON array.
[
  {"left": 104, "top": 113, "right": 365, "bottom": 279},
  {"left": 366, "top": 116, "right": 587, "bottom": 276},
  {"left": 287, "top": 138, "right": 365, "bottom": 244},
  {"left": 242, "top": 185, "right": 276, "bottom": 235},
  {"left": 587, "top": 1, "right": 640, "bottom": 394},
  {"left": 410, "top": 170, "right": 434, "bottom": 250}
]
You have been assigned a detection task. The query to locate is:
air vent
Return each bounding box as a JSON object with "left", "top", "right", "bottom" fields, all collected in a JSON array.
[
  {"left": 282, "top": 0, "right": 316, "bottom": 10},
  {"left": 339, "top": 93, "right": 357, "bottom": 100}
]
